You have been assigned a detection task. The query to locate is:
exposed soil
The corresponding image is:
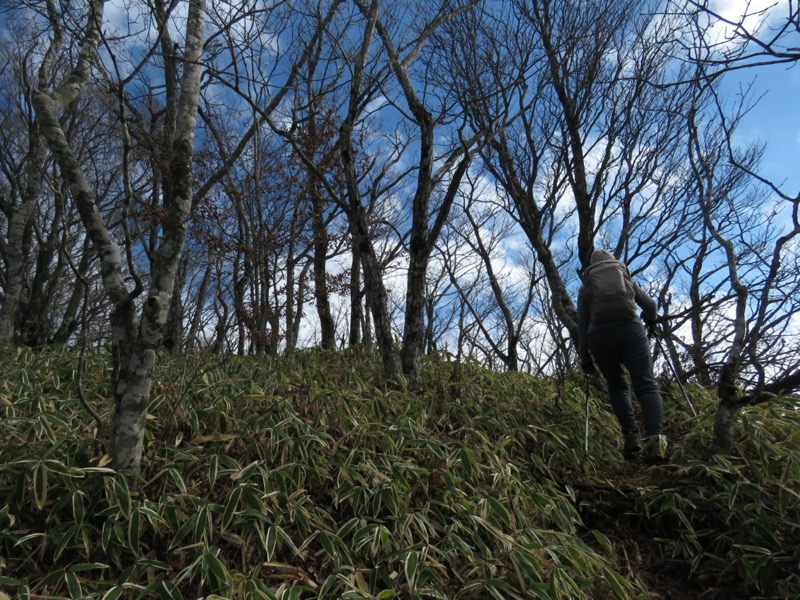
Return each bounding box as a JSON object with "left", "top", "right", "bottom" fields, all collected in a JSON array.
[{"left": 574, "top": 457, "right": 743, "bottom": 600}]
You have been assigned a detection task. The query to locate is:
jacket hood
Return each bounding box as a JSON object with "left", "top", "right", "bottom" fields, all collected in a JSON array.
[{"left": 590, "top": 249, "right": 616, "bottom": 265}]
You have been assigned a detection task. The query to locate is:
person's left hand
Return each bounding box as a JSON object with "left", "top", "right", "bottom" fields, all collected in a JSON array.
[{"left": 582, "top": 358, "right": 599, "bottom": 378}]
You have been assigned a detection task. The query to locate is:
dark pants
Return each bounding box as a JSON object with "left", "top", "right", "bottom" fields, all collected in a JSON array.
[{"left": 588, "top": 321, "right": 663, "bottom": 437}]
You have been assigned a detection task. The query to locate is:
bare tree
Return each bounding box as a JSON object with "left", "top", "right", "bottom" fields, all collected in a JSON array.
[
  {"left": 265, "top": 0, "right": 487, "bottom": 384},
  {"left": 289, "top": 49, "right": 350, "bottom": 351},
  {"left": 355, "top": 0, "right": 480, "bottom": 385},
  {"left": 192, "top": 0, "right": 351, "bottom": 356},
  {"left": 679, "top": 70, "right": 800, "bottom": 455},
  {"left": 266, "top": 0, "right": 408, "bottom": 380},
  {"left": 31, "top": 0, "right": 206, "bottom": 472},
  {"left": 676, "top": 0, "right": 800, "bottom": 79},
  {"left": 440, "top": 170, "right": 539, "bottom": 371},
  {"left": 420, "top": 257, "right": 458, "bottom": 357},
  {"left": 0, "top": 25, "right": 106, "bottom": 346},
  {"left": 0, "top": 32, "right": 45, "bottom": 344},
  {"left": 653, "top": 234, "right": 731, "bottom": 386},
  {"left": 693, "top": 112, "right": 799, "bottom": 451},
  {"left": 441, "top": 0, "right": 694, "bottom": 359}
]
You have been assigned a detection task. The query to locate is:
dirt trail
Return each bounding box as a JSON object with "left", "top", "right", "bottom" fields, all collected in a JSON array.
[{"left": 573, "top": 455, "right": 719, "bottom": 600}]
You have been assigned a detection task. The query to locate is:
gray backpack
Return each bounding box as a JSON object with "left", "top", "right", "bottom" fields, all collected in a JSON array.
[{"left": 585, "top": 250, "right": 637, "bottom": 324}]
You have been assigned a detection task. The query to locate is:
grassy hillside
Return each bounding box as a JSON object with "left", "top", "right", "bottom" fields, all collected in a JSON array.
[{"left": 1, "top": 346, "right": 798, "bottom": 599}]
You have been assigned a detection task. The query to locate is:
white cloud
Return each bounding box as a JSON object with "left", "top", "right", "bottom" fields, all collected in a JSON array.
[{"left": 708, "top": 0, "right": 790, "bottom": 43}]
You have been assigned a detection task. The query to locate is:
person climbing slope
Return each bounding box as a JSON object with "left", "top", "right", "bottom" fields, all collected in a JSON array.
[{"left": 577, "top": 249, "right": 667, "bottom": 462}]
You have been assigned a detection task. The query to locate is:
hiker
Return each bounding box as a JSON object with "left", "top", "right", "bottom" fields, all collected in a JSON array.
[{"left": 577, "top": 249, "right": 667, "bottom": 462}]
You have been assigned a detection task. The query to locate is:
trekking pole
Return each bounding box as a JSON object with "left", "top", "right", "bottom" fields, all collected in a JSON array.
[
  {"left": 651, "top": 328, "right": 698, "bottom": 418},
  {"left": 584, "top": 375, "right": 591, "bottom": 455}
]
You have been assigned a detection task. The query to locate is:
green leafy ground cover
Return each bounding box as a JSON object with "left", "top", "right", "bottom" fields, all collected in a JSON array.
[{"left": 1, "top": 346, "right": 798, "bottom": 599}]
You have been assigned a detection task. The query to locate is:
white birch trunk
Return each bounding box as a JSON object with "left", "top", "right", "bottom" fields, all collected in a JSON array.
[
  {"left": 33, "top": 0, "right": 206, "bottom": 473},
  {"left": 109, "top": 0, "right": 206, "bottom": 472}
]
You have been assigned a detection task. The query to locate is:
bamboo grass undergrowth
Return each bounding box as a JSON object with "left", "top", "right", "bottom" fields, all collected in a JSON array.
[{"left": 1, "top": 347, "right": 798, "bottom": 599}]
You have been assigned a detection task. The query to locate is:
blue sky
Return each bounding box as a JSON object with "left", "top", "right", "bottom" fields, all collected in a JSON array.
[
  {"left": 743, "top": 65, "right": 800, "bottom": 193},
  {"left": 711, "top": 0, "right": 800, "bottom": 195},
  {"left": 731, "top": 63, "right": 800, "bottom": 194}
]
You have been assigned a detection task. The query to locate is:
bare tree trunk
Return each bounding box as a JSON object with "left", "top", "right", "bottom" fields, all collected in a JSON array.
[
  {"left": 21, "top": 184, "right": 70, "bottom": 346},
  {"left": 213, "top": 284, "right": 230, "bottom": 355},
  {"left": 485, "top": 144, "right": 592, "bottom": 352},
  {"left": 0, "top": 136, "right": 45, "bottom": 344},
  {"left": 362, "top": 0, "right": 476, "bottom": 387},
  {"left": 186, "top": 253, "right": 213, "bottom": 352},
  {"left": 285, "top": 246, "right": 297, "bottom": 354},
  {"left": 288, "top": 261, "right": 310, "bottom": 353},
  {"left": 33, "top": 0, "right": 206, "bottom": 473},
  {"left": 109, "top": 0, "right": 205, "bottom": 472},
  {"left": 299, "top": 90, "right": 337, "bottom": 350},
  {"left": 163, "top": 261, "right": 185, "bottom": 353},
  {"left": 340, "top": 0, "right": 400, "bottom": 382},
  {"left": 348, "top": 200, "right": 401, "bottom": 380},
  {"left": 311, "top": 177, "right": 336, "bottom": 349},
  {"left": 349, "top": 242, "right": 363, "bottom": 346},
  {"left": 687, "top": 241, "right": 715, "bottom": 385},
  {"left": 710, "top": 364, "right": 740, "bottom": 454},
  {"left": 232, "top": 246, "right": 249, "bottom": 356},
  {"left": 52, "top": 241, "right": 94, "bottom": 345}
]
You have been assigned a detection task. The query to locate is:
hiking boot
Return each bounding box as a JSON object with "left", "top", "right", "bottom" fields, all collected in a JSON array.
[
  {"left": 623, "top": 431, "right": 642, "bottom": 455},
  {"left": 643, "top": 435, "right": 668, "bottom": 463}
]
